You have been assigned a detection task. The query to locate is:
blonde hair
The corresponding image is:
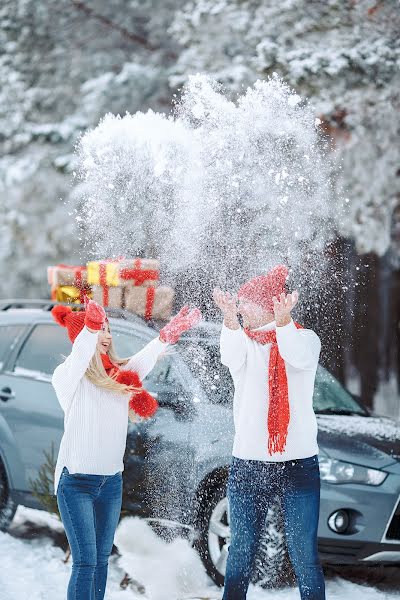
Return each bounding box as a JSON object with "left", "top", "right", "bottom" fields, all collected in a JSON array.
[{"left": 85, "top": 338, "right": 141, "bottom": 395}]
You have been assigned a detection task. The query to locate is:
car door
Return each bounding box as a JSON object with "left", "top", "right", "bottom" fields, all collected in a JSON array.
[
  {"left": 0, "top": 322, "right": 71, "bottom": 492},
  {"left": 111, "top": 327, "right": 195, "bottom": 518},
  {"left": 0, "top": 323, "right": 27, "bottom": 484}
]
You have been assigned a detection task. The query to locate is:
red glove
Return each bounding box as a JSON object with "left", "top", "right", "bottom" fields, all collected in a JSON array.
[
  {"left": 84, "top": 296, "right": 106, "bottom": 331},
  {"left": 159, "top": 305, "right": 202, "bottom": 344}
]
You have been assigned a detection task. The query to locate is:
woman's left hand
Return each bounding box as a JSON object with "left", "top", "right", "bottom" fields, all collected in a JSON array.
[{"left": 159, "top": 305, "right": 202, "bottom": 344}]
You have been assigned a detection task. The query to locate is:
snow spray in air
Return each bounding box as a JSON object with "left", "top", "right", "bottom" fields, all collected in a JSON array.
[{"left": 75, "top": 74, "right": 339, "bottom": 314}]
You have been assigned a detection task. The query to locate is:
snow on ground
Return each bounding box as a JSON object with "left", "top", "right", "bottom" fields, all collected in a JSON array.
[{"left": 0, "top": 506, "right": 399, "bottom": 600}]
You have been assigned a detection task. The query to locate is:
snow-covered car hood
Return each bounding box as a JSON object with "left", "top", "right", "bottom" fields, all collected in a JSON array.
[
  {"left": 191, "top": 404, "right": 400, "bottom": 471},
  {"left": 317, "top": 414, "right": 400, "bottom": 469}
]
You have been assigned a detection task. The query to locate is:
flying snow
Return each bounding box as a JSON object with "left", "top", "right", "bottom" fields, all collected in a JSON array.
[{"left": 75, "top": 74, "right": 340, "bottom": 304}]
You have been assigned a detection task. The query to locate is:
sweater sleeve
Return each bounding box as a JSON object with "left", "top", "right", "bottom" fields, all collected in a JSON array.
[
  {"left": 52, "top": 326, "right": 99, "bottom": 413},
  {"left": 220, "top": 323, "right": 247, "bottom": 372},
  {"left": 120, "top": 336, "right": 169, "bottom": 380},
  {"left": 275, "top": 319, "right": 321, "bottom": 371}
]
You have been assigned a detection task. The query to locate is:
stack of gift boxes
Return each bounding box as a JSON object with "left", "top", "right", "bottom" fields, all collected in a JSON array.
[
  {"left": 47, "top": 258, "right": 174, "bottom": 320},
  {"left": 47, "top": 264, "right": 91, "bottom": 304}
]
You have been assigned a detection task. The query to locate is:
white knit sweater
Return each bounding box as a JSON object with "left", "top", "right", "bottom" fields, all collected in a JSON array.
[
  {"left": 52, "top": 327, "right": 168, "bottom": 495},
  {"left": 220, "top": 318, "right": 321, "bottom": 462}
]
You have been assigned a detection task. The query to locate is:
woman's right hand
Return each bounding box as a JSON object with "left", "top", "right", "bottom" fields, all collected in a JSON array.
[{"left": 84, "top": 298, "right": 106, "bottom": 331}]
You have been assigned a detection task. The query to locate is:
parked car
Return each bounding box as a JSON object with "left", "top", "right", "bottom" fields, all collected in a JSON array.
[{"left": 1, "top": 299, "right": 400, "bottom": 588}]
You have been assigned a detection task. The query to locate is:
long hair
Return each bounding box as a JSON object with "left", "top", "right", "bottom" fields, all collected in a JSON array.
[{"left": 85, "top": 338, "right": 142, "bottom": 395}]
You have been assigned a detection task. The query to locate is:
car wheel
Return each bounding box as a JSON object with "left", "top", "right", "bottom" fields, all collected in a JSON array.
[
  {"left": 0, "top": 459, "right": 17, "bottom": 531},
  {"left": 195, "top": 477, "right": 295, "bottom": 589}
]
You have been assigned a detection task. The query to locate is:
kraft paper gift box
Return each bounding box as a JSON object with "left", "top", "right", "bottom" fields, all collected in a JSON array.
[
  {"left": 91, "top": 285, "right": 124, "bottom": 309},
  {"left": 47, "top": 264, "right": 88, "bottom": 287},
  {"left": 124, "top": 285, "right": 174, "bottom": 320}
]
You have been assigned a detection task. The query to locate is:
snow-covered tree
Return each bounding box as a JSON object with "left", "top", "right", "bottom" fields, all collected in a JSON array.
[
  {"left": 1, "top": 0, "right": 399, "bottom": 298},
  {"left": 0, "top": 0, "right": 184, "bottom": 297}
]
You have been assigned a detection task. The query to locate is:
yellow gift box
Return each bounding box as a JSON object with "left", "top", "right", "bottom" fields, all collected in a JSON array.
[
  {"left": 51, "top": 285, "right": 92, "bottom": 305},
  {"left": 87, "top": 260, "right": 122, "bottom": 287}
]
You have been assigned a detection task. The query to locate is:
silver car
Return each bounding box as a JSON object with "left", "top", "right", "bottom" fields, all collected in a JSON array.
[{"left": 0, "top": 299, "right": 400, "bottom": 589}]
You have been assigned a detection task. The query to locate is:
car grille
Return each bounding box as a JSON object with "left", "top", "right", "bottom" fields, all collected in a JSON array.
[{"left": 386, "top": 500, "right": 400, "bottom": 541}]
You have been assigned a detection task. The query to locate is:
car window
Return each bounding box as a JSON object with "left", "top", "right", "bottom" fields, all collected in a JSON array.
[
  {"left": 144, "top": 349, "right": 182, "bottom": 387},
  {"left": 0, "top": 325, "right": 26, "bottom": 370},
  {"left": 13, "top": 324, "right": 72, "bottom": 379},
  {"left": 111, "top": 332, "right": 185, "bottom": 401},
  {"left": 313, "top": 366, "right": 366, "bottom": 415},
  {"left": 111, "top": 329, "right": 146, "bottom": 358}
]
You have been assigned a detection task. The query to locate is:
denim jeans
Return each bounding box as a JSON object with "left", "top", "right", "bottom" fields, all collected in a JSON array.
[
  {"left": 57, "top": 466, "right": 123, "bottom": 600},
  {"left": 222, "top": 455, "right": 326, "bottom": 600}
]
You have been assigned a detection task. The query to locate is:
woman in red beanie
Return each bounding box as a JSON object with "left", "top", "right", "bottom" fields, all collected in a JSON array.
[{"left": 51, "top": 297, "right": 201, "bottom": 600}]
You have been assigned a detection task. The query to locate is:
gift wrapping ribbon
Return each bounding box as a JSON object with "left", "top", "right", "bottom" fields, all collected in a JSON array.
[
  {"left": 144, "top": 287, "right": 156, "bottom": 320},
  {"left": 120, "top": 258, "right": 159, "bottom": 286},
  {"left": 99, "top": 262, "right": 110, "bottom": 306}
]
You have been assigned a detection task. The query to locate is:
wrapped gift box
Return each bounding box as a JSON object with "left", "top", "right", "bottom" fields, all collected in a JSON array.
[
  {"left": 91, "top": 285, "right": 124, "bottom": 309},
  {"left": 51, "top": 285, "right": 92, "bottom": 305},
  {"left": 47, "top": 264, "right": 88, "bottom": 287},
  {"left": 124, "top": 285, "right": 174, "bottom": 320},
  {"left": 87, "top": 258, "right": 159, "bottom": 288}
]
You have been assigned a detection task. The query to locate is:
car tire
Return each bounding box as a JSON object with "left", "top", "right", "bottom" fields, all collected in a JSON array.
[
  {"left": 0, "top": 459, "right": 17, "bottom": 531},
  {"left": 195, "top": 475, "right": 295, "bottom": 589}
]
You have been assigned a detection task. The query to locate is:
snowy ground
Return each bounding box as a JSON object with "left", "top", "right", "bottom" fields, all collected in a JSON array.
[{"left": 1, "top": 507, "right": 400, "bottom": 600}]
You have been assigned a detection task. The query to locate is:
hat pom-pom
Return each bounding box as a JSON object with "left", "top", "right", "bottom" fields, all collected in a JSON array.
[
  {"left": 129, "top": 389, "right": 159, "bottom": 418},
  {"left": 51, "top": 305, "right": 72, "bottom": 327}
]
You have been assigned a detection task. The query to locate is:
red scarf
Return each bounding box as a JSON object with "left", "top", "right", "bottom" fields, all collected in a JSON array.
[
  {"left": 101, "top": 354, "right": 158, "bottom": 418},
  {"left": 244, "top": 322, "right": 303, "bottom": 455}
]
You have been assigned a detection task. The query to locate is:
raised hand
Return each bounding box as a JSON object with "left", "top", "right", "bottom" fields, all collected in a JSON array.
[
  {"left": 84, "top": 297, "right": 107, "bottom": 331},
  {"left": 159, "top": 305, "right": 202, "bottom": 344},
  {"left": 272, "top": 290, "right": 299, "bottom": 327},
  {"left": 213, "top": 287, "right": 240, "bottom": 330}
]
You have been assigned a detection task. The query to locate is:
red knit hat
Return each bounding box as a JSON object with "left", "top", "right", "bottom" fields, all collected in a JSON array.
[
  {"left": 237, "top": 265, "right": 289, "bottom": 313},
  {"left": 51, "top": 305, "right": 87, "bottom": 343}
]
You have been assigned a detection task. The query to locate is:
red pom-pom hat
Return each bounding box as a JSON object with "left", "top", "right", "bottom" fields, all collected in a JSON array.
[
  {"left": 51, "top": 305, "right": 87, "bottom": 343},
  {"left": 237, "top": 265, "right": 289, "bottom": 313}
]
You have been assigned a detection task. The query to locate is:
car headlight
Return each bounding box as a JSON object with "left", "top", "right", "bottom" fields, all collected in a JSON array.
[{"left": 318, "top": 457, "right": 387, "bottom": 486}]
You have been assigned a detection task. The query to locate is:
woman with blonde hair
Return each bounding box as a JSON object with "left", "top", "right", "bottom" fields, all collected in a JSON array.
[{"left": 51, "top": 296, "right": 201, "bottom": 600}]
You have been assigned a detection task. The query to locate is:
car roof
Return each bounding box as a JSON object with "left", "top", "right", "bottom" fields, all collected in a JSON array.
[
  {"left": 0, "top": 298, "right": 154, "bottom": 329},
  {"left": 0, "top": 298, "right": 222, "bottom": 343}
]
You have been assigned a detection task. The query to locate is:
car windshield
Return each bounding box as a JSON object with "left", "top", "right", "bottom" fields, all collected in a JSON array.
[
  {"left": 313, "top": 365, "right": 367, "bottom": 416},
  {"left": 179, "top": 337, "right": 367, "bottom": 415}
]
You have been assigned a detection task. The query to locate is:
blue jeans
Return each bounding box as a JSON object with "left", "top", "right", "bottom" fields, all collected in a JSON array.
[
  {"left": 223, "top": 455, "right": 325, "bottom": 600},
  {"left": 57, "top": 466, "right": 123, "bottom": 600}
]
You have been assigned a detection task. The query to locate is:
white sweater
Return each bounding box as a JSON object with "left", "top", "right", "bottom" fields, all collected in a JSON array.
[
  {"left": 220, "top": 318, "right": 321, "bottom": 462},
  {"left": 52, "top": 327, "right": 168, "bottom": 495}
]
